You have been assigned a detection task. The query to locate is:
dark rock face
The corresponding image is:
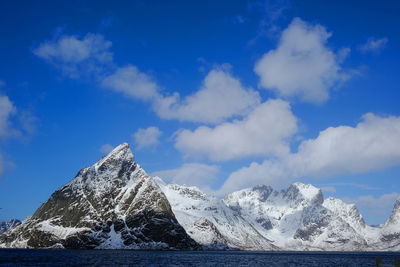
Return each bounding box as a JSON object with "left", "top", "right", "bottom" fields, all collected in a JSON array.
[
  {"left": 293, "top": 204, "right": 367, "bottom": 249},
  {"left": 294, "top": 205, "right": 330, "bottom": 242},
  {"left": 255, "top": 217, "right": 273, "bottom": 231},
  {"left": 281, "top": 184, "right": 323, "bottom": 207},
  {"left": 0, "top": 143, "right": 198, "bottom": 249}
]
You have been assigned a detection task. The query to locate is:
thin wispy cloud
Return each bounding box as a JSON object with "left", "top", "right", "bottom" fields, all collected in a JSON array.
[
  {"left": 359, "top": 37, "right": 388, "bottom": 54},
  {"left": 0, "top": 95, "right": 17, "bottom": 138},
  {"left": 320, "top": 182, "right": 381, "bottom": 191},
  {"left": 0, "top": 83, "right": 39, "bottom": 178},
  {"left": 248, "top": 0, "right": 291, "bottom": 43},
  {"left": 33, "top": 33, "right": 113, "bottom": 79}
]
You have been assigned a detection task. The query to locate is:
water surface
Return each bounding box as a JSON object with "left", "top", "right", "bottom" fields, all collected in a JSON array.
[{"left": 1, "top": 249, "right": 399, "bottom": 266}]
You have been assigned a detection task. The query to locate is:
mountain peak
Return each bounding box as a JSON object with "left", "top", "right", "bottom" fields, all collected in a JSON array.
[
  {"left": 94, "top": 143, "right": 134, "bottom": 172},
  {"left": 67, "top": 142, "right": 137, "bottom": 192},
  {"left": 282, "top": 182, "right": 323, "bottom": 206},
  {"left": 0, "top": 142, "right": 198, "bottom": 250},
  {"left": 251, "top": 185, "right": 274, "bottom": 201},
  {"left": 385, "top": 197, "right": 400, "bottom": 227}
]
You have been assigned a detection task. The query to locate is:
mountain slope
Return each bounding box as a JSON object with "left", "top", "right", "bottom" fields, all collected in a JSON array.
[
  {"left": 155, "top": 178, "right": 277, "bottom": 250},
  {"left": 0, "top": 219, "right": 21, "bottom": 235},
  {"left": 378, "top": 198, "right": 400, "bottom": 250},
  {"left": 1, "top": 142, "right": 399, "bottom": 251},
  {"left": 0, "top": 144, "right": 197, "bottom": 249},
  {"left": 223, "top": 183, "right": 370, "bottom": 250}
]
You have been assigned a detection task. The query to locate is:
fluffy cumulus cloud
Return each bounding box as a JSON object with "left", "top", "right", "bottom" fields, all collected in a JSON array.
[
  {"left": 175, "top": 99, "right": 298, "bottom": 161},
  {"left": 101, "top": 65, "right": 160, "bottom": 101},
  {"left": 33, "top": 33, "right": 113, "bottom": 78},
  {"left": 254, "top": 18, "right": 350, "bottom": 104},
  {"left": 219, "top": 113, "right": 400, "bottom": 194},
  {"left": 152, "top": 163, "right": 220, "bottom": 193},
  {"left": 359, "top": 37, "right": 388, "bottom": 54},
  {"left": 133, "top": 126, "right": 162, "bottom": 150},
  {"left": 101, "top": 65, "right": 260, "bottom": 124},
  {"left": 154, "top": 68, "right": 260, "bottom": 124},
  {"left": 35, "top": 33, "right": 260, "bottom": 124}
]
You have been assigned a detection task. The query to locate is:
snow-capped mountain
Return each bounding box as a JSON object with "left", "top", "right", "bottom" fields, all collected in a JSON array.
[
  {"left": 0, "top": 143, "right": 197, "bottom": 249},
  {"left": 0, "top": 219, "right": 21, "bottom": 234},
  {"left": 155, "top": 178, "right": 277, "bottom": 250},
  {"left": 1, "top": 142, "right": 399, "bottom": 251},
  {"left": 223, "top": 183, "right": 371, "bottom": 250},
  {"left": 378, "top": 198, "right": 400, "bottom": 250}
]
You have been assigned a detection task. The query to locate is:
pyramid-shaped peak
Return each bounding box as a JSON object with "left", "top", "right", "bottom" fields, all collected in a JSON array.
[
  {"left": 95, "top": 143, "right": 134, "bottom": 170},
  {"left": 111, "top": 142, "right": 130, "bottom": 153}
]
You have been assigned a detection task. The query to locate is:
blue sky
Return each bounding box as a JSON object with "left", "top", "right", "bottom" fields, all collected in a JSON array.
[{"left": 0, "top": 0, "right": 399, "bottom": 225}]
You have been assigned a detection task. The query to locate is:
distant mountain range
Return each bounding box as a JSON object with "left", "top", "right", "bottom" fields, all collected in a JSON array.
[{"left": 1, "top": 143, "right": 399, "bottom": 251}]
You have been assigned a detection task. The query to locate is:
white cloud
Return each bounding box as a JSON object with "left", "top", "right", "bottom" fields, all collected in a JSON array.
[
  {"left": 102, "top": 65, "right": 261, "bottom": 124},
  {"left": 0, "top": 92, "right": 31, "bottom": 178},
  {"left": 248, "top": 0, "right": 290, "bottom": 42},
  {"left": 101, "top": 65, "right": 160, "bottom": 101},
  {"left": 292, "top": 113, "right": 400, "bottom": 177},
  {"left": 152, "top": 163, "right": 220, "bottom": 193},
  {"left": 154, "top": 68, "right": 260, "bottom": 124},
  {"left": 254, "top": 18, "right": 350, "bottom": 104},
  {"left": 33, "top": 33, "right": 113, "bottom": 79},
  {"left": 133, "top": 126, "right": 162, "bottom": 150},
  {"left": 175, "top": 99, "right": 298, "bottom": 161},
  {"left": 219, "top": 113, "right": 400, "bottom": 194},
  {"left": 359, "top": 37, "right": 388, "bottom": 54},
  {"left": 100, "top": 144, "right": 114, "bottom": 154},
  {"left": 0, "top": 95, "right": 17, "bottom": 138},
  {"left": 219, "top": 159, "right": 290, "bottom": 194},
  {"left": 35, "top": 33, "right": 260, "bottom": 124}
]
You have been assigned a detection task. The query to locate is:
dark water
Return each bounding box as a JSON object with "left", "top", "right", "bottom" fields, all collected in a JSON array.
[{"left": 1, "top": 249, "right": 399, "bottom": 266}]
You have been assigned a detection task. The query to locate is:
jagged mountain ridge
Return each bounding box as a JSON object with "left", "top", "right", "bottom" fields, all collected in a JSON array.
[
  {"left": 1, "top": 143, "right": 399, "bottom": 251},
  {"left": 378, "top": 199, "right": 400, "bottom": 250},
  {"left": 222, "top": 183, "right": 371, "bottom": 250},
  {"left": 0, "top": 143, "right": 197, "bottom": 249},
  {"left": 157, "top": 179, "right": 398, "bottom": 251},
  {"left": 155, "top": 177, "right": 277, "bottom": 250}
]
